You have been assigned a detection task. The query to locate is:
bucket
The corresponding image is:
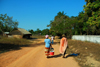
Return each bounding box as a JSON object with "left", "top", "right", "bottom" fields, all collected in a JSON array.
[
  {"left": 50, "top": 51, "right": 54, "bottom": 55},
  {"left": 50, "top": 48, "right": 54, "bottom": 55}
]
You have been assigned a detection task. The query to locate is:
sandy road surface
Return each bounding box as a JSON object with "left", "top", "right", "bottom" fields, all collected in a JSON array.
[{"left": 0, "top": 39, "right": 80, "bottom": 67}]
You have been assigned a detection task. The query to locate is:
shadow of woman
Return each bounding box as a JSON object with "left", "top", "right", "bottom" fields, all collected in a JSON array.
[
  {"left": 50, "top": 54, "right": 62, "bottom": 58},
  {"left": 48, "top": 53, "right": 80, "bottom": 58},
  {"left": 65, "top": 53, "right": 80, "bottom": 58}
]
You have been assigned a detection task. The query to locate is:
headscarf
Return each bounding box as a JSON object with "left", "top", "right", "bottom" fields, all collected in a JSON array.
[
  {"left": 45, "top": 35, "right": 49, "bottom": 38},
  {"left": 62, "top": 34, "right": 65, "bottom": 37}
]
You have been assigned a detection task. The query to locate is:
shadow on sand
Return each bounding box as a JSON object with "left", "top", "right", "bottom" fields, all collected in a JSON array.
[
  {"left": 47, "top": 54, "right": 62, "bottom": 58},
  {"left": 51, "top": 54, "right": 62, "bottom": 58},
  {"left": 65, "top": 53, "right": 80, "bottom": 58},
  {"left": 47, "top": 53, "right": 80, "bottom": 58},
  {"left": 0, "top": 41, "right": 59, "bottom": 54}
]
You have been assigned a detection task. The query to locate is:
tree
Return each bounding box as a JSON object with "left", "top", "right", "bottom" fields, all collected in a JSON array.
[
  {"left": 35, "top": 28, "right": 41, "bottom": 35},
  {"left": 83, "top": 0, "right": 100, "bottom": 35},
  {"left": 84, "top": 0, "right": 100, "bottom": 26},
  {"left": 29, "top": 29, "right": 34, "bottom": 35},
  {"left": 0, "top": 14, "right": 18, "bottom": 35},
  {"left": 77, "top": 11, "right": 90, "bottom": 35},
  {"left": 70, "top": 16, "right": 79, "bottom": 35},
  {"left": 48, "top": 11, "right": 74, "bottom": 37},
  {"left": 48, "top": 11, "right": 67, "bottom": 35},
  {"left": 41, "top": 29, "right": 49, "bottom": 35}
]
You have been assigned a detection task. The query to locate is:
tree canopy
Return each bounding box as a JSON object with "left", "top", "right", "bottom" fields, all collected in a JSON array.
[
  {"left": 0, "top": 14, "right": 18, "bottom": 34},
  {"left": 28, "top": 28, "right": 50, "bottom": 35},
  {"left": 84, "top": 0, "right": 100, "bottom": 26}
]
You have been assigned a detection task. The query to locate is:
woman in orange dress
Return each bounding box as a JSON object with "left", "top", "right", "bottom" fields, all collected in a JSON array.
[{"left": 59, "top": 34, "right": 68, "bottom": 58}]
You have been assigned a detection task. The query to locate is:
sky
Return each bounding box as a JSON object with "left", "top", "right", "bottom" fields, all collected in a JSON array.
[{"left": 0, "top": 0, "right": 86, "bottom": 31}]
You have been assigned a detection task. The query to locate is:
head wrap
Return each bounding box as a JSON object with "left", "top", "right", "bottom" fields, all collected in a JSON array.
[
  {"left": 62, "top": 34, "right": 65, "bottom": 37},
  {"left": 45, "top": 35, "right": 49, "bottom": 38}
]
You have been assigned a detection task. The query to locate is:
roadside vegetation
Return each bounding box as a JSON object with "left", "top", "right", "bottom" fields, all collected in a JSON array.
[
  {"left": 68, "top": 40, "right": 100, "bottom": 67},
  {"left": 31, "top": 35, "right": 45, "bottom": 39},
  {"left": 0, "top": 36, "right": 31, "bottom": 54}
]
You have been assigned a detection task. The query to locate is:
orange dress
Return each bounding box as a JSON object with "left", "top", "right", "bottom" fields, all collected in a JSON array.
[{"left": 59, "top": 37, "right": 68, "bottom": 54}]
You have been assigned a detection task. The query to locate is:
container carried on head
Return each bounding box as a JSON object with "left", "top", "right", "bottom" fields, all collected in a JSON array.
[{"left": 50, "top": 48, "right": 54, "bottom": 55}]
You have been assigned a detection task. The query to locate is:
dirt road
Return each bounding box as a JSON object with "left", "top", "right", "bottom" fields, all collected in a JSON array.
[{"left": 0, "top": 39, "right": 80, "bottom": 67}]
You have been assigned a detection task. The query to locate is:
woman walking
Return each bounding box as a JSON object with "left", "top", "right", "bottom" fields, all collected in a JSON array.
[
  {"left": 44, "top": 35, "right": 52, "bottom": 58},
  {"left": 59, "top": 34, "right": 68, "bottom": 58}
]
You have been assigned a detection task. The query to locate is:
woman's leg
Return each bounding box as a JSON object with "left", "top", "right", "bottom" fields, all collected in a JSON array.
[
  {"left": 45, "top": 47, "right": 50, "bottom": 58},
  {"left": 62, "top": 48, "right": 67, "bottom": 58},
  {"left": 52, "top": 40, "right": 54, "bottom": 44}
]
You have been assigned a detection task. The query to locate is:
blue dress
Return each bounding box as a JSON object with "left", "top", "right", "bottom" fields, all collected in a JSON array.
[{"left": 44, "top": 39, "right": 51, "bottom": 48}]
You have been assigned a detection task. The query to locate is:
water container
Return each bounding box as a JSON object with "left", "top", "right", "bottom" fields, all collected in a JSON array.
[{"left": 50, "top": 48, "right": 54, "bottom": 55}]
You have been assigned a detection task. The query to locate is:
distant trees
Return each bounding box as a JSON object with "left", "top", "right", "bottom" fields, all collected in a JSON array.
[
  {"left": 47, "top": 0, "right": 100, "bottom": 36},
  {"left": 41, "top": 29, "right": 50, "bottom": 35},
  {"left": 28, "top": 28, "right": 50, "bottom": 35},
  {"left": 35, "top": 28, "right": 41, "bottom": 34},
  {"left": 28, "top": 29, "right": 34, "bottom": 34},
  {"left": 29, "top": 0, "right": 100, "bottom": 36},
  {"left": 0, "top": 14, "right": 18, "bottom": 34},
  {"left": 47, "top": 11, "right": 73, "bottom": 36}
]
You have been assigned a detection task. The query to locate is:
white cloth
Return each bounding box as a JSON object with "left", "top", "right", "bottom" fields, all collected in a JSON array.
[{"left": 51, "top": 36, "right": 54, "bottom": 40}]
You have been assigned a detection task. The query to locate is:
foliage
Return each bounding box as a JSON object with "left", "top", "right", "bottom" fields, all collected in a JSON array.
[
  {"left": 47, "top": 0, "right": 100, "bottom": 36},
  {"left": 29, "top": 29, "right": 34, "bottom": 35},
  {"left": 47, "top": 11, "right": 73, "bottom": 36},
  {"left": 35, "top": 28, "right": 41, "bottom": 34},
  {"left": 30, "top": 0, "right": 100, "bottom": 36},
  {"left": 84, "top": 0, "right": 100, "bottom": 26},
  {"left": 41, "top": 29, "right": 49, "bottom": 35},
  {"left": 0, "top": 14, "right": 18, "bottom": 33},
  {"left": 29, "top": 28, "right": 50, "bottom": 35}
]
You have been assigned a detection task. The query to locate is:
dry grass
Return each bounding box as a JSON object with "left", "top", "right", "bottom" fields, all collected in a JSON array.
[
  {"left": 0, "top": 37, "right": 31, "bottom": 53},
  {"left": 0, "top": 37, "right": 31, "bottom": 45},
  {"left": 67, "top": 39, "right": 100, "bottom": 67},
  {"left": 31, "top": 35, "right": 45, "bottom": 39}
]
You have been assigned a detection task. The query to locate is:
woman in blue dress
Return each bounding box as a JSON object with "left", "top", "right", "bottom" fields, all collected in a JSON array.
[{"left": 44, "top": 35, "right": 52, "bottom": 58}]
